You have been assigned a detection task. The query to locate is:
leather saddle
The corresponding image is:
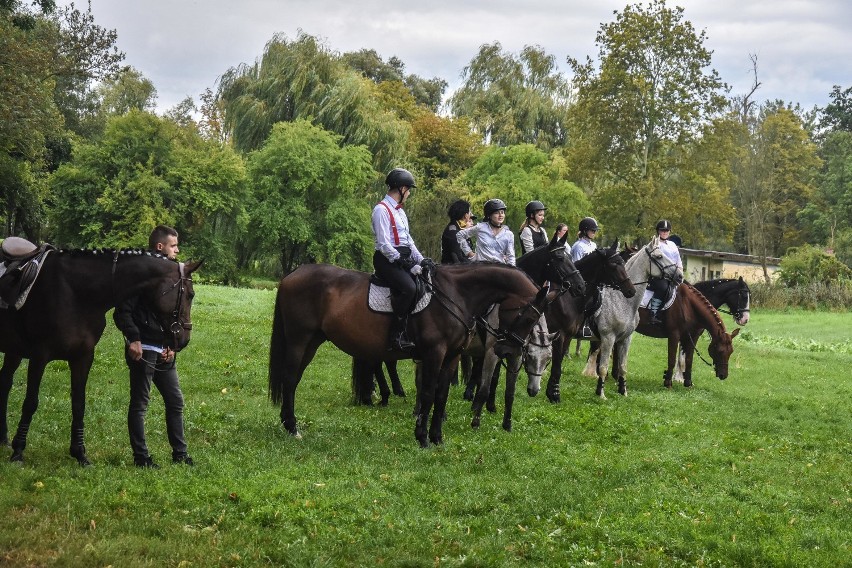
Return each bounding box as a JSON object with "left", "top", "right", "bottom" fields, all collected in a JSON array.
[{"left": 0, "top": 237, "right": 54, "bottom": 309}]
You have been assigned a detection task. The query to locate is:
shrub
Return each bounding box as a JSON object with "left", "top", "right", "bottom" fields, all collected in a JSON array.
[{"left": 777, "top": 244, "right": 852, "bottom": 286}]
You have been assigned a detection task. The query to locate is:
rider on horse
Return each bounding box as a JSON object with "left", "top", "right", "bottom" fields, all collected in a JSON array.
[
  {"left": 519, "top": 200, "right": 548, "bottom": 255},
  {"left": 647, "top": 219, "right": 684, "bottom": 325},
  {"left": 372, "top": 168, "right": 430, "bottom": 352},
  {"left": 572, "top": 216, "right": 600, "bottom": 338}
]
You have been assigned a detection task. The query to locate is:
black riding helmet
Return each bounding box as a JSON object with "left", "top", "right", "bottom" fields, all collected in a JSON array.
[
  {"left": 385, "top": 168, "right": 416, "bottom": 190},
  {"left": 579, "top": 217, "right": 599, "bottom": 233},
  {"left": 656, "top": 219, "right": 672, "bottom": 232},
  {"left": 525, "top": 200, "right": 546, "bottom": 218},
  {"left": 483, "top": 198, "right": 507, "bottom": 218}
]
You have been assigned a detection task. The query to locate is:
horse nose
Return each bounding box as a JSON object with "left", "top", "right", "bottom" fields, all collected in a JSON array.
[
  {"left": 494, "top": 342, "right": 520, "bottom": 359},
  {"left": 624, "top": 288, "right": 637, "bottom": 298},
  {"left": 527, "top": 384, "right": 540, "bottom": 397}
]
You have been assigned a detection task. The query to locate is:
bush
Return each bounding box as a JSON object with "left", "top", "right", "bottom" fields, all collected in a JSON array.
[
  {"left": 751, "top": 280, "right": 852, "bottom": 310},
  {"left": 777, "top": 244, "right": 852, "bottom": 286}
]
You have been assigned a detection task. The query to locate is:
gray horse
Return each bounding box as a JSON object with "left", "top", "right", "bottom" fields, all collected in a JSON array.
[{"left": 582, "top": 236, "right": 683, "bottom": 398}]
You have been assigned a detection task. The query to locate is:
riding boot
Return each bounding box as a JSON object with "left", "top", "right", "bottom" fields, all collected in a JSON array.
[
  {"left": 388, "top": 314, "right": 415, "bottom": 351},
  {"left": 648, "top": 297, "right": 663, "bottom": 325}
]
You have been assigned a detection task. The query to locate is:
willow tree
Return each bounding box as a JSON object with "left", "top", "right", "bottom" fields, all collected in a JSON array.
[
  {"left": 217, "top": 32, "right": 408, "bottom": 173},
  {"left": 450, "top": 42, "right": 573, "bottom": 150},
  {"left": 565, "top": 0, "right": 728, "bottom": 242}
]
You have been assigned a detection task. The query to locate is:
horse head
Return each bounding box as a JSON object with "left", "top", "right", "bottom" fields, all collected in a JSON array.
[
  {"left": 494, "top": 283, "right": 551, "bottom": 359},
  {"left": 524, "top": 314, "right": 558, "bottom": 397},
  {"left": 518, "top": 233, "right": 586, "bottom": 297},
  {"left": 643, "top": 237, "right": 683, "bottom": 283},
  {"left": 147, "top": 259, "right": 203, "bottom": 351},
  {"left": 602, "top": 240, "right": 636, "bottom": 298},
  {"left": 733, "top": 277, "right": 751, "bottom": 325},
  {"left": 707, "top": 327, "right": 740, "bottom": 380}
]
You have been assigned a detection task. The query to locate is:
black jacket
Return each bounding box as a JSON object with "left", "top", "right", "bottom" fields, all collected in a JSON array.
[
  {"left": 113, "top": 293, "right": 167, "bottom": 346},
  {"left": 441, "top": 222, "right": 472, "bottom": 264}
]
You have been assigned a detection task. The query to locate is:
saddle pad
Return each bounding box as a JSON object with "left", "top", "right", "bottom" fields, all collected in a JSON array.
[
  {"left": 368, "top": 276, "right": 432, "bottom": 314},
  {"left": 640, "top": 286, "right": 676, "bottom": 311},
  {"left": 0, "top": 249, "right": 51, "bottom": 310}
]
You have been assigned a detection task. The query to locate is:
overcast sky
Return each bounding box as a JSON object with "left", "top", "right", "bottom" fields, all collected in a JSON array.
[{"left": 63, "top": 0, "right": 851, "bottom": 115}]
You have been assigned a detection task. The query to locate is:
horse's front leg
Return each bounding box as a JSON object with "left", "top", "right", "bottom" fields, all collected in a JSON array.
[
  {"left": 682, "top": 337, "right": 697, "bottom": 388},
  {"left": 0, "top": 355, "right": 23, "bottom": 447},
  {"left": 374, "top": 364, "right": 391, "bottom": 406},
  {"left": 68, "top": 353, "right": 95, "bottom": 466},
  {"left": 429, "top": 364, "right": 455, "bottom": 446},
  {"left": 545, "top": 335, "right": 567, "bottom": 403},
  {"left": 470, "top": 351, "right": 499, "bottom": 429},
  {"left": 10, "top": 358, "right": 48, "bottom": 463},
  {"left": 664, "top": 335, "right": 680, "bottom": 389},
  {"left": 502, "top": 356, "right": 522, "bottom": 432},
  {"left": 613, "top": 335, "right": 634, "bottom": 396},
  {"left": 415, "top": 360, "right": 438, "bottom": 448},
  {"left": 594, "top": 339, "right": 613, "bottom": 399}
]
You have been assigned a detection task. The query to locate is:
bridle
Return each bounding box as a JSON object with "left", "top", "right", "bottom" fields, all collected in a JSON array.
[
  {"left": 160, "top": 262, "right": 193, "bottom": 344},
  {"left": 546, "top": 247, "right": 584, "bottom": 298},
  {"left": 417, "top": 270, "right": 546, "bottom": 350}
]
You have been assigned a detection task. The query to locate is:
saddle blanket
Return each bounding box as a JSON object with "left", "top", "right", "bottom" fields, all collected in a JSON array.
[
  {"left": 639, "top": 286, "right": 676, "bottom": 311},
  {"left": 0, "top": 249, "right": 51, "bottom": 310},
  {"left": 368, "top": 276, "right": 432, "bottom": 314}
]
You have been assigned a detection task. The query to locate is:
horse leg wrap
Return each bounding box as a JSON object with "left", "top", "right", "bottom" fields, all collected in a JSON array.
[
  {"left": 683, "top": 371, "right": 693, "bottom": 388},
  {"left": 663, "top": 370, "right": 672, "bottom": 388},
  {"left": 617, "top": 377, "right": 627, "bottom": 396}
]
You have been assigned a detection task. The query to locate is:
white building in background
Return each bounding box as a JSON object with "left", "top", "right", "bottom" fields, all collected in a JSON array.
[{"left": 679, "top": 248, "right": 781, "bottom": 283}]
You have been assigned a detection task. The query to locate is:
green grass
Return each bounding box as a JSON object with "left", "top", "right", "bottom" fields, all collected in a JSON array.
[{"left": 1, "top": 285, "right": 850, "bottom": 566}]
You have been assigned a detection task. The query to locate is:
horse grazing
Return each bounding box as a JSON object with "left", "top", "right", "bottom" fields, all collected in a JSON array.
[
  {"left": 537, "top": 240, "right": 637, "bottom": 403},
  {"left": 268, "top": 263, "right": 550, "bottom": 447},
  {"left": 0, "top": 248, "right": 200, "bottom": 465},
  {"left": 668, "top": 277, "right": 750, "bottom": 383},
  {"left": 583, "top": 237, "right": 682, "bottom": 399},
  {"left": 632, "top": 283, "right": 740, "bottom": 388}
]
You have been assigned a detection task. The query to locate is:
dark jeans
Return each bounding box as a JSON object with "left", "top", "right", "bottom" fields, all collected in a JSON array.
[
  {"left": 648, "top": 277, "right": 673, "bottom": 301},
  {"left": 373, "top": 249, "right": 416, "bottom": 315},
  {"left": 127, "top": 349, "right": 188, "bottom": 462}
]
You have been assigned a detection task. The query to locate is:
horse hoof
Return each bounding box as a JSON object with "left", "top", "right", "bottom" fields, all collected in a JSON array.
[
  {"left": 547, "top": 393, "right": 560, "bottom": 404},
  {"left": 380, "top": 398, "right": 389, "bottom": 407},
  {"left": 471, "top": 418, "right": 481, "bottom": 429},
  {"left": 486, "top": 404, "right": 496, "bottom": 414},
  {"left": 10, "top": 451, "right": 23, "bottom": 463},
  {"left": 502, "top": 421, "right": 512, "bottom": 432},
  {"left": 462, "top": 390, "right": 474, "bottom": 401},
  {"left": 664, "top": 381, "right": 672, "bottom": 388}
]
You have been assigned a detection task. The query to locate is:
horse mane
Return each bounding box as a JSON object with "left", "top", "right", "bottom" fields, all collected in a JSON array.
[
  {"left": 56, "top": 248, "right": 176, "bottom": 262},
  {"left": 685, "top": 283, "right": 726, "bottom": 336},
  {"left": 441, "top": 261, "right": 538, "bottom": 286}
]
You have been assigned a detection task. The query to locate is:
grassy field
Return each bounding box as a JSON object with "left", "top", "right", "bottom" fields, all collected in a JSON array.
[{"left": 1, "top": 284, "right": 850, "bottom": 567}]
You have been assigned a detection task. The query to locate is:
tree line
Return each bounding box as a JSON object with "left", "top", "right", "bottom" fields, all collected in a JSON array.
[{"left": 2, "top": 0, "right": 850, "bottom": 284}]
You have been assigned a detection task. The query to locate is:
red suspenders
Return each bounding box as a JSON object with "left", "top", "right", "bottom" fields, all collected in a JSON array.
[{"left": 377, "top": 201, "right": 400, "bottom": 246}]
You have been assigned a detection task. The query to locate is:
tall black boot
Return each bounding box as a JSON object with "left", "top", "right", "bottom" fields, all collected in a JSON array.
[{"left": 388, "top": 314, "right": 415, "bottom": 351}]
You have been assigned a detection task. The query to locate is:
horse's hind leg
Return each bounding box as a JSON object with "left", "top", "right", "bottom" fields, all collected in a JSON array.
[
  {"left": 374, "top": 364, "right": 391, "bottom": 406},
  {"left": 279, "top": 337, "right": 324, "bottom": 439},
  {"left": 10, "top": 358, "right": 47, "bottom": 463},
  {"left": 68, "top": 353, "right": 95, "bottom": 465},
  {"left": 386, "top": 361, "right": 406, "bottom": 398},
  {"left": 0, "top": 355, "right": 23, "bottom": 446}
]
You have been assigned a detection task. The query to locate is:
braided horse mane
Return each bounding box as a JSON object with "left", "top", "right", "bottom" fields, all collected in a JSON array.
[{"left": 684, "top": 281, "right": 726, "bottom": 337}]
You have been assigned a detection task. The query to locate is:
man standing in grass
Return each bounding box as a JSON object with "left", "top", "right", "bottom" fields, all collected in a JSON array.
[{"left": 113, "top": 225, "right": 193, "bottom": 468}]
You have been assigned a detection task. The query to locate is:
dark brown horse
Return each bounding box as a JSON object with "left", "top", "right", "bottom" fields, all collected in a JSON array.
[
  {"left": 268, "top": 263, "right": 550, "bottom": 448},
  {"left": 636, "top": 283, "right": 739, "bottom": 387},
  {"left": 0, "top": 249, "right": 200, "bottom": 464}
]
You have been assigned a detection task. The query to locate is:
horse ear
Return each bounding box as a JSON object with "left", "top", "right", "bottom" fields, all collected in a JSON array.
[
  {"left": 730, "top": 328, "right": 740, "bottom": 339},
  {"left": 186, "top": 259, "right": 204, "bottom": 274},
  {"left": 536, "top": 282, "right": 550, "bottom": 303},
  {"left": 609, "top": 239, "right": 618, "bottom": 252},
  {"left": 549, "top": 233, "right": 560, "bottom": 247}
]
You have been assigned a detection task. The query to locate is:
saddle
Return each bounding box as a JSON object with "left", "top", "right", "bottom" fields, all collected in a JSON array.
[
  {"left": 367, "top": 271, "right": 432, "bottom": 314},
  {"left": 0, "top": 237, "right": 54, "bottom": 310},
  {"left": 640, "top": 284, "right": 677, "bottom": 311}
]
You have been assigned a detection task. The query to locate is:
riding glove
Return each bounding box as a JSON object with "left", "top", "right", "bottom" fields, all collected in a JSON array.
[
  {"left": 396, "top": 256, "right": 416, "bottom": 270},
  {"left": 420, "top": 258, "right": 437, "bottom": 272}
]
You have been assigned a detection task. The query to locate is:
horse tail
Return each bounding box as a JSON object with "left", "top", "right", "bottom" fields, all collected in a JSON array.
[{"left": 269, "top": 287, "right": 287, "bottom": 405}]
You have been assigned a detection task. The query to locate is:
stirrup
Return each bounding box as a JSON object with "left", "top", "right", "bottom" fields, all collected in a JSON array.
[{"left": 389, "top": 334, "right": 415, "bottom": 352}]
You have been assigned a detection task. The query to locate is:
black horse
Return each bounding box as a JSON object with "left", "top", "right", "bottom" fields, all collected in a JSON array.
[{"left": 0, "top": 247, "right": 200, "bottom": 465}]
